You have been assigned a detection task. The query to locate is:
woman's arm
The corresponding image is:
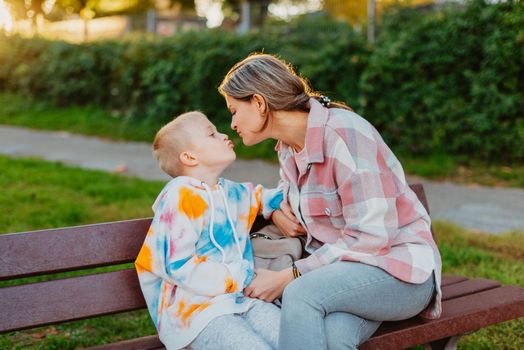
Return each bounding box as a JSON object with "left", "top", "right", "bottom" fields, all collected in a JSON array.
[
  {"left": 244, "top": 267, "right": 294, "bottom": 302},
  {"left": 271, "top": 167, "right": 306, "bottom": 237}
]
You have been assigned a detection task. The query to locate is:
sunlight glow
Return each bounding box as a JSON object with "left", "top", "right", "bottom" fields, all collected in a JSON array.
[
  {"left": 196, "top": 0, "right": 224, "bottom": 28},
  {"left": 0, "top": 0, "right": 13, "bottom": 33},
  {"left": 43, "top": 0, "right": 56, "bottom": 15},
  {"left": 269, "top": 0, "right": 322, "bottom": 20}
]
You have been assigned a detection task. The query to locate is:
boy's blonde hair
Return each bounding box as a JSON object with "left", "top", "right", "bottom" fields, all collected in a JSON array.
[{"left": 153, "top": 111, "right": 206, "bottom": 177}]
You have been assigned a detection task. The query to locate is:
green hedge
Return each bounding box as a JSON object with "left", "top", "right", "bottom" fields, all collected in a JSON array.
[
  {"left": 361, "top": 0, "right": 524, "bottom": 161},
  {"left": 0, "top": 0, "right": 522, "bottom": 162},
  {"left": 0, "top": 16, "right": 367, "bottom": 128}
]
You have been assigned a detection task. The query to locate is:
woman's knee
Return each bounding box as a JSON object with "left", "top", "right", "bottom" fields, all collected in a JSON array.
[
  {"left": 281, "top": 277, "right": 316, "bottom": 316},
  {"left": 282, "top": 277, "right": 302, "bottom": 301},
  {"left": 325, "top": 313, "right": 381, "bottom": 350}
]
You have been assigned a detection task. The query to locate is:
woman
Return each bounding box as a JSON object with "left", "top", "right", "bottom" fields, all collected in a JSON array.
[{"left": 219, "top": 54, "right": 442, "bottom": 349}]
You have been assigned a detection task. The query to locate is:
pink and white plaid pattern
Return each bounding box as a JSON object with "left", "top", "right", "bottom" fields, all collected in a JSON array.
[{"left": 277, "top": 98, "right": 442, "bottom": 319}]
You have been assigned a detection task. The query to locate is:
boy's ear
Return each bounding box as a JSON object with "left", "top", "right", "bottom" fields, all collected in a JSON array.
[
  {"left": 179, "top": 151, "right": 199, "bottom": 167},
  {"left": 252, "top": 94, "right": 267, "bottom": 115}
]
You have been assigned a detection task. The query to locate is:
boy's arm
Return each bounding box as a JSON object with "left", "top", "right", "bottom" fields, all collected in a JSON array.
[
  {"left": 246, "top": 184, "right": 283, "bottom": 230},
  {"left": 135, "top": 188, "right": 245, "bottom": 298}
]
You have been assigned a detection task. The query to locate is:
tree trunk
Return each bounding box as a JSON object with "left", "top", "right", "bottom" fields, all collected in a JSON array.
[
  {"left": 83, "top": 18, "right": 88, "bottom": 42},
  {"left": 367, "top": 0, "right": 375, "bottom": 44},
  {"left": 238, "top": 0, "right": 250, "bottom": 34}
]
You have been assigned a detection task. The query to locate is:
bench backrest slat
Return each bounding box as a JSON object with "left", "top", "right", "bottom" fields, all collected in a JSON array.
[
  {"left": 0, "top": 218, "right": 152, "bottom": 280},
  {"left": 0, "top": 269, "right": 146, "bottom": 333},
  {"left": 409, "top": 183, "right": 429, "bottom": 214}
]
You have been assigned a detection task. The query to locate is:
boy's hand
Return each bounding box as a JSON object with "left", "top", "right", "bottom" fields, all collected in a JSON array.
[
  {"left": 272, "top": 202, "right": 306, "bottom": 237},
  {"left": 244, "top": 268, "right": 294, "bottom": 302}
]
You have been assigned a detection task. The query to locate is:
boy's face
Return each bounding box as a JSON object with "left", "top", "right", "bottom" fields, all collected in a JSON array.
[{"left": 186, "top": 117, "right": 236, "bottom": 170}]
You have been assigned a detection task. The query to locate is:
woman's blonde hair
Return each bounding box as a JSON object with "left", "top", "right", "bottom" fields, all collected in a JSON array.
[{"left": 218, "top": 53, "right": 352, "bottom": 130}]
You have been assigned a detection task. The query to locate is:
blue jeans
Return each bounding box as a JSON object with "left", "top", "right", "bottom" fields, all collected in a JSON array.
[{"left": 279, "top": 262, "right": 435, "bottom": 350}]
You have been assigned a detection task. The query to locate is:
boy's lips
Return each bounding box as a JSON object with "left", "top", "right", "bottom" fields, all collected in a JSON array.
[{"left": 227, "top": 140, "right": 234, "bottom": 148}]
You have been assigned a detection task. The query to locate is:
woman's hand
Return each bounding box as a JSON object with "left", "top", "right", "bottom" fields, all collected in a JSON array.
[
  {"left": 272, "top": 201, "right": 307, "bottom": 237},
  {"left": 244, "top": 268, "right": 294, "bottom": 302}
]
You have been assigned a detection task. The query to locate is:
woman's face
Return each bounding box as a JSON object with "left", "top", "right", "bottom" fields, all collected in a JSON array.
[{"left": 226, "top": 95, "right": 268, "bottom": 146}]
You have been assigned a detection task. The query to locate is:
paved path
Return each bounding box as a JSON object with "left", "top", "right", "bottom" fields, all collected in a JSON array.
[{"left": 1, "top": 125, "right": 523, "bottom": 234}]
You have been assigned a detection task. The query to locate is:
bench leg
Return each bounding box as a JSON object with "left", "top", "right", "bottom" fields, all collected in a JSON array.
[{"left": 424, "top": 336, "right": 461, "bottom": 350}]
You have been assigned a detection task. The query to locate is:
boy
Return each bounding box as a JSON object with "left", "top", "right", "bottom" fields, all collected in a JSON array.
[{"left": 135, "top": 111, "right": 282, "bottom": 350}]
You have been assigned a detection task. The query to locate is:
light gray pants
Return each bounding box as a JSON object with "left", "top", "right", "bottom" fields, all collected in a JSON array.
[
  {"left": 190, "top": 299, "right": 280, "bottom": 350},
  {"left": 279, "top": 262, "right": 435, "bottom": 350}
]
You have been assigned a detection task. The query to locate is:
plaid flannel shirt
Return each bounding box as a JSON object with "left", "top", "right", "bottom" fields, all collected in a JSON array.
[{"left": 277, "top": 98, "right": 442, "bottom": 319}]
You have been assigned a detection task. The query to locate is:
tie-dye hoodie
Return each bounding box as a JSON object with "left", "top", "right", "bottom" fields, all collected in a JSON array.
[{"left": 135, "top": 176, "right": 283, "bottom": 350}]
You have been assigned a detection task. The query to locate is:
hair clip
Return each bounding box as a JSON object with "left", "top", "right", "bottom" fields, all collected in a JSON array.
[{"left": 319, "top": 95, "right": 331, "bottom": 107}]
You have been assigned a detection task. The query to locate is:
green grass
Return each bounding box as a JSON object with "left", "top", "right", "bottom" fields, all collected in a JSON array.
[
  {"left": 0, "top": 155, "right": 164, "bottom": 233},
  {"left": 0, "top": 156, "right": 522, "bottom": 349},
  {"left": 1, "top": 92, "right": 522, "bottom": 187}
]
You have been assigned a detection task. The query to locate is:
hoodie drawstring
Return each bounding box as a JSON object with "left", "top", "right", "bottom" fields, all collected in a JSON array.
[
  {"left": 202, "top": 182, "right": 227, "bottom": 263},
  {"left": 201, "top": 182, "right": 243, "bottom": 262},
  {"left": 219, "top": 186, "right": 243, "bottom": 258}
]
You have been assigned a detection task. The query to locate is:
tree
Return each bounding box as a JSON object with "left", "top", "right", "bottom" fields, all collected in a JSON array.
[
  {"left": 55, "top": 1, "right": 195, "bottom": 40},
  {"left": 223, "top": 0, "right": 270, "bottom": 30},
  {"left": 223, "top": 0, "right": 310, "bottom": 32}
]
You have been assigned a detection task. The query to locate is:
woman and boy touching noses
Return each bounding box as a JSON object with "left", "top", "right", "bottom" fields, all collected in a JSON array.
[{"left": 135, "top": 53, "right": 441, "bottom": 350}]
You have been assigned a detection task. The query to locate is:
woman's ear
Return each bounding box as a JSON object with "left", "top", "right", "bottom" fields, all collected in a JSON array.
[
  {"left": 179, "top": 151, "right": 198, "bottom": 167},
  {"left": 252, "top": 94, "right": 267, "bottom": 115}
]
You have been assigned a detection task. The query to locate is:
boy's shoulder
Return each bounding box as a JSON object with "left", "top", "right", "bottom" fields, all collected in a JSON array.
[
  {"left": 161, "top": 176, "right": 200, "bottom": 194},
  {"left": 153, "top": 176, "right": 207, "bottom": 209},
  {"left": 221, "top": 178, "right": 263, "bottom": 201},
  {"left": 222, "top": 178, "right": 265, "bottom": 191},
  {"left": 221, "top": 178, "right": 252, "bottom": 193}
]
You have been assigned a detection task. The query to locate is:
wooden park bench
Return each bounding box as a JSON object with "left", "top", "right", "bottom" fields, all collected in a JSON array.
[{"left": 1, "top": 184, "right": 523, "bottom": 349}]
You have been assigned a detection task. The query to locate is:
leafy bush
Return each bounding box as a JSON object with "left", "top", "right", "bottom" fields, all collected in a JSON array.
[
  {"left": 0, "top": 15, "right": 365, "bottom": 129},
  {"left": 361, "top": 0, "right": 524, "bottom": 162}
]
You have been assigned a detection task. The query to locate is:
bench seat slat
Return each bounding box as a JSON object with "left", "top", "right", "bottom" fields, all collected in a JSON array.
[
  {"left": 87, "top": 335, "right": 164, "bottom": 350},
  {"left": 441, "top": 275, "right": 468, "bottom": 287},
  {"left": 0, "top": 269, "right": 146, "bottom": 333},
  {"left": 0, "top": 218, "right": 152, "bottom": 280},
  {"left": 360, "top": 285, "right": 524, "bottom": 350},
  {"left": 441, "top": 278, "right": 501, "bottom": 301}
]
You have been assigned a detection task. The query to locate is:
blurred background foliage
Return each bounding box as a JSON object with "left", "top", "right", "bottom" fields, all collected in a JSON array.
[{"left": 0, "top": 0, "right": 522, "bottom": 163}]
